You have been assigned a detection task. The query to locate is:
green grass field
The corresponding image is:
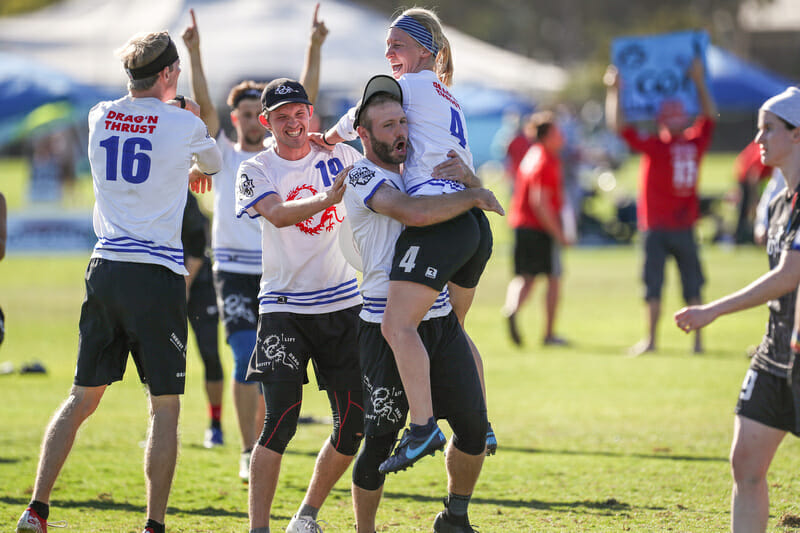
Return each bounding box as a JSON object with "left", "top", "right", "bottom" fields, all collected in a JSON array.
[{"left": 2, "top": 154, "right": 800, "bottom": 532}]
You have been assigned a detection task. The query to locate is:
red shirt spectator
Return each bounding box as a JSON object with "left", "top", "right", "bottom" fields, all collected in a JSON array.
[
  {"left": 509, "top": 143, "right": 563, "bottom": 231},
  {"left": 622, "top": 116, "right": 715, "bottom": 231}
]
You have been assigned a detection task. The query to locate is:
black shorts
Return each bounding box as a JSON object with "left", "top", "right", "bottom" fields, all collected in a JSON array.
[
  {"left": 642, "top": 228, "right": 704, "bottom": 302},
  {"left": 735, "top": 366, "right": 800, "bottom": 436},
  {"left": 213, "top": 270, "right": 260, "bottom": 338},
  {"left": 357, "top": 312, "right": 486, "bottom": 437},
  {"left": 513, "top": 227, "right": 562, "bottom": 277},
  {"left": 75, "top": 258, "right": 187, "bottom": 396},
  {"left": 390, "top": 208, "right": 492, "bottom": 291},
  {"left": 247, "top": 306, "right": 362, "bottom": 391}
]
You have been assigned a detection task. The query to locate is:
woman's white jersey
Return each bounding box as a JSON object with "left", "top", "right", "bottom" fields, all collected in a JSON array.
[
  {"left": 335, "top": 70, "right": 473, "bottom": 197},
  {"left": 235, "top": 143, "right": 363, "bottom": 315},
  {"left": 88, "top": 95, "right": 219, "bottom": 275}
]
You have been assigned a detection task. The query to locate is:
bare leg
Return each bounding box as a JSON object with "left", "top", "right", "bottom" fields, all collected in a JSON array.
[
  {"left": 730, "top": 415, "right": 785, "bottom": 533},
  {"left": 687, "top": 297, "right": 704, "bottom": 354},
  {"left": 233, "top": 381, "right": 261, "bottom": 450},
  {"left": 445, "top": 440, "right": 484, "bottom": 496},
  {"left": 205, "top": 379, "right": 224, "bottom": 410},
  {"left": 543, "top": 275, "right": 560, "bottom": 340},
  {"left": 249, "top": 445, "right": 282, "bottom": 529},
  {"left": 352, "top": 484, "right": 383, "bottom": 533},
  {"left": 629, "top": 298, "right": 659, "bottom": 356},
  {"left": 31, "top": 385, "right": 106, "bottom": 503},
  {"left": 145, "top": 393, "right": 180, "bottom": 524},
  {"left": 298, "top": 439, "right": 355, "bottom": 509},
  {"left": 381, "top": 280, "right": 440, "bottom": 425},
  {"left": 502, "top": 274, "right": 535, "bottom": 317}
]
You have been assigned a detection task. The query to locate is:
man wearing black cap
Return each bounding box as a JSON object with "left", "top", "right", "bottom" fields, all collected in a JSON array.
[
  {"left": 344, "top": 75, "right": 502, "bottom": 533},
  {"left": 16, "top": 30, "right": 221, "bottom": 533},
  {"left": 181, "top": 4, "right": 329, "bottom": 482},
  {"left": 235, "top": 78, "right": 363, "bottom": 533}
]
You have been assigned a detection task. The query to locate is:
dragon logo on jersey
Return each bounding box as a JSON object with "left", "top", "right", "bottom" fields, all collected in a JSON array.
[
  {"left": 275, "top": 84, "right": 298, "bottom": 95},
  {"left": 238, "top": 173, "right": 254, "bottom": 198},
  {"left": 286, "top": 184, "right": 344, "bottom": 235},
  {"left": 258, "top": 334, "right": 300, "bottom": 371},
  {"left": 363, "top": 376, "right": 404, "bottom": 425},
  {"left": 221, "top": 294, "right": 256, "bottom": 326},
  {"left": 348, "top": 167, "right": 375, "bottom": 187}
]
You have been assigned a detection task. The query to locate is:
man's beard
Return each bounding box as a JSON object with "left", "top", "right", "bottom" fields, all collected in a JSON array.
[{"left": 368, "top": 130, "right": 405, "bottom": 165}]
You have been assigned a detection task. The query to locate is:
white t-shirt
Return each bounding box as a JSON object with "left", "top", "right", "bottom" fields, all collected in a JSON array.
[
  {"left": 335, "top": 70, "right": 474, "bottom": 197},
  {"left": 343, "top": 158, "right": 451, "bottom": 324},
  {"left": 211, "top": 130, "right": 265, "bottom": 274},
  {"left": 235, "top": 142, "right": 363, "bottom": 314},
  {"left": 88, "top": 95, "right": 219, "bottom": 275}
]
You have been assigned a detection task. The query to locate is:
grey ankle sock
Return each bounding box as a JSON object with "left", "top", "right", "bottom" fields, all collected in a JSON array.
[
  {"left": 250, "top": 528, "right": 269, "bottom": 533},
  {"left": 298, "top": 503, "right": 319, "bottom": 520}
]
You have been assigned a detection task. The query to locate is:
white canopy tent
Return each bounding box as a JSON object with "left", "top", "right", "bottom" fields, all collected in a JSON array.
[{"left": 0, "top": 0, "right": 566, "bottom": 103}]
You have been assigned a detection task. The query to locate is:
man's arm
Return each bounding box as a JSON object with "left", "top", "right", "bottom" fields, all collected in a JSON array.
[
  {"left": 367, "top": 182, "right": 503, "bottom": 227},
  {"left": 688, "top": 57, "right": 717, "bottom": 120},
  {"left": 253, "top": 165, "right": 347, "bottom": 227},
  {"left": 299, "top": 3, "right": 328, "bottom": 105},
  {"left": 675, "top": 249, "right": 800, "bottom": 331},
  {"left": 530, "top": 186, "right": 568, "bottom": 245},
  {"left": 182, "top": 9, "right": 220, "bottom": 137},
  {"left": 603, "top": 65, "right": 625, "bottom": 134}
]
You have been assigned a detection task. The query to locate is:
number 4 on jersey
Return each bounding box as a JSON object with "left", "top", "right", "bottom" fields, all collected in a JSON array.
[
  {"left": 398, "top": 245, "right": 420, "bottom": 273},
  {"left": 449, "top": 108, "right": 466, "bottom": 148}
]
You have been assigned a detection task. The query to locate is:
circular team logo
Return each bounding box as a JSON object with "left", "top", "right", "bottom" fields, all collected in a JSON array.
[{"left": 286, "top": 184, "right": 344, "bottom": 235}]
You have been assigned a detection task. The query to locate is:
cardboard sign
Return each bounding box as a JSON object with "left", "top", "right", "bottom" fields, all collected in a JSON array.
[{"left": 611, "top": 30, "right": 709, "bottom": 122}]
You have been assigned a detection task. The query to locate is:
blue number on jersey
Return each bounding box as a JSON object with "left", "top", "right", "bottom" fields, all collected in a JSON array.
[
  {"left": 449, "top": 107, "right": 467, "bottom": 148},
  {"left": 99, "top": 136, "right": 153, "bottom": 184},
  {"left": 315, "top": 157, "right": 344, "bottom": 187}
]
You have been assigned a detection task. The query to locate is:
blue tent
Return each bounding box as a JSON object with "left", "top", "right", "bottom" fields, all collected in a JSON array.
[
  {"left": 0, "top": 51, "right": 117, "bottom": 145},
  {"left": 707, "top": 45, "right": 795, "bottom": 113}
]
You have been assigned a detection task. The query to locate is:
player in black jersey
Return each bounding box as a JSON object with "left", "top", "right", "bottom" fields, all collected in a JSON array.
[{"left": 674, "top": 87, "right": 800, "bottom": 533}]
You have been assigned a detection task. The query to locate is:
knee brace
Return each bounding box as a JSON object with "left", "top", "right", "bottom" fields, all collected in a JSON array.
[
  {"left": 257, "top": 381, "right": 302, "bottom": 454},
  {"left": 448, "top": 409, "right": 488, "bottom": 456},
  {"left": 228, "top": 329, "right": 256, "bottom": 383},
  {"left": 327, "top": 389, "right": 365, "bottom": 456},
  {"left": 352, "top": 432, "right": 395, "bottom": 491}
]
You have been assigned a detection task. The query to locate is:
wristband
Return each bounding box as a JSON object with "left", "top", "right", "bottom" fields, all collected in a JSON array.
[
  {"left": 322, "top": 131, "right": 335, "bottom": 146},
  {"left": 175, "top": 95, "right": 186, "bottom": 109}
]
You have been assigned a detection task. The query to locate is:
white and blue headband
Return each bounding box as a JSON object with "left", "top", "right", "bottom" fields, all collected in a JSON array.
[
  {"left": 761, "top": 87, "right": 800, "bottom": 128},
  {"left": 391, "top": 15, "right": 439, "bottom": 56}
]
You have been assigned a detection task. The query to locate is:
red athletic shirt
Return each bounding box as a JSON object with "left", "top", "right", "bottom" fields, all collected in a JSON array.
[
  {"left": 508, "top": 143, "right": 562, "bottom": 231},
  {"left": 622, "top": 117, "right": 715, "bottom": 231},
  {"left": 506, "top": 133, "right": 534, "bottom": 180}
]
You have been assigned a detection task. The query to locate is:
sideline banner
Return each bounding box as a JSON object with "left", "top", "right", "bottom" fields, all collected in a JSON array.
[
  {"left": 611, "top": 30, "right": 709, "bottom": 122},
  {"left": 7, "top": 211, "right": 95, "bottom": 253}
]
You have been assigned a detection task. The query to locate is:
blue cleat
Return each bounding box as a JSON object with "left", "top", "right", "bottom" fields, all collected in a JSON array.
[
  {"left": 203, "top": 427, "right": 224, "bottom": 448},
  {"left": 379, "top": 422, "right": 446, "bottom": 474},
  {"left": 485, "top": 423, "right": 497, "bottom": 456}
]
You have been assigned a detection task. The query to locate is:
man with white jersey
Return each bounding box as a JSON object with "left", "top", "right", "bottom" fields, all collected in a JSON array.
[
  {"left": 235, "top": 78, "right": 363, "bottom": 533},
  {"left": 345, "top": 75, "right": 503, "bottom": 533},
  {"left": 182, "top": 4, "right": 328, "bottom": 481},
  {"left": 16, "top": 31, "right": 221, "bottom": 533}
]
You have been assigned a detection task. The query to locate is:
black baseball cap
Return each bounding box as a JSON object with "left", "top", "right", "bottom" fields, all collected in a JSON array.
[
  {"left": 261, "top": 78, "right": 312, "bottom": 113},
  {"left": 353, "top": 75, "right": 404, "bottom": 128}
]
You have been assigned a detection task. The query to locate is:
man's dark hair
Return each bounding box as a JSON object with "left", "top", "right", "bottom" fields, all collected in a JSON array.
[{"left": 359, "top": 92, "right": 402, "bottom": 131}]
